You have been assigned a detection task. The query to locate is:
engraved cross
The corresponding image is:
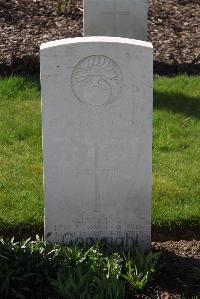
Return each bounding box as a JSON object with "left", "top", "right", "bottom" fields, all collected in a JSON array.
[
  {"left": 77, "top": 148, "right": 118, "bottom": 212},
  {"left": 102, "top": 0, "right": 130, "bottom": 35}
]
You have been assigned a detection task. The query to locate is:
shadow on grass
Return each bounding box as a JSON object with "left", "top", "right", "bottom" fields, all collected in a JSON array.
[
  {"left": 154, "top": 61, "right": 200, "bottom": 77},
  {"left": 154, "top": 90, "right": 200, "bottom": 118},
  {"left": 0, "top": 219, "right": 43, "bottom": 241},
  {"left": 152, "top": 226, "right": 200, "bottom": 242},
  {"left": 0, "top": 55, "right": 40, "bottom": 77}
]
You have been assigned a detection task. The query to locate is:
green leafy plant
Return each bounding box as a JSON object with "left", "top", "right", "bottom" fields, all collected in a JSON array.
[
  {"left": 92, "top": 251, "right": 124, "bottom": 299},
  {"left": 0, "top": 237, "right": 161, "bottom": 298},
  {"left": 92, "top": 275, "right": 125, "bottom": 299},
  {"left": 51, "top": 264, "right": 125, "bottom": 299},
  {"left": 50, "top": 244, "right": 86, "bottom": 269},
  {"left": 0, "top": 237, "right": 57, "bottom": 299},
  {"left": 122, "top": 248, "right": 161, "bottom": 292},
  {"left": 51, "top": 263, "right": 94, "bottom": 299},
  {"left": 51, "top": 244, "right": 125, "bottom": 299}
]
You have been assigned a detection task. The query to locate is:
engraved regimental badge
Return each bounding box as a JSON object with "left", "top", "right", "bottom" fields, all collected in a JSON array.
[{"left": 71, "top": 55, "right": 122, "bottom": 107}]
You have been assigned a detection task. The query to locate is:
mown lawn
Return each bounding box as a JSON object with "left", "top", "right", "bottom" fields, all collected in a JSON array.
[
  {"left": 0, "top": 75, "right": 199, "bottom": 234},
  {"left": 0, "top": 76, "right": 42, "bottom": 232},
  {"left": 153, "top": 76, "right": 200, "bottom": 229}
]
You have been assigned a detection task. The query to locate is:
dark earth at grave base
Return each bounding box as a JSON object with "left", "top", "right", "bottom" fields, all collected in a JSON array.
[
  {"left": 136, "top": 241, "right": 200, "bottom": 298},
  {"left": 0, "top": 0, "right": 200, "bottom": 297},
  {"left": 0, "top": 0, "right": 199, "bottom": 76}
]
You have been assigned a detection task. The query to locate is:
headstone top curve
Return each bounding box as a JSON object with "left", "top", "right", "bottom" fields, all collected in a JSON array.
[{"left": 40, "top": 36, "right": 152, "bottom": 51}]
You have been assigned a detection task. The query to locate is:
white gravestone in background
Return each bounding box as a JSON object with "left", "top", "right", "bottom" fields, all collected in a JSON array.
[
  {"left": 40, "top": 36, "right": 153, "bottom": 249},
  {"left": 84, "top": 0, "right": 148, "bottom": 40}
]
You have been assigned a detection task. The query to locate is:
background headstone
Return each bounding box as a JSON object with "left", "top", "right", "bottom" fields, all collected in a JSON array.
[
  {"left": 40, "top": 36, "right": 153, "bottom": 249},
  {"left": 84, "top": 0, "right": 148, "bottom": 40}
]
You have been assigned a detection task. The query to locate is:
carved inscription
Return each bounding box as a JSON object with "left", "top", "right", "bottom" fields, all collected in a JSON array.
[
  {"left": 71, "top": 55, "right": 122, "bottom": 107},
  {"left": 49, "top": 119, "right": 133, "bottom": 129},
  {"left": 62, "top": 231, "right": 148, "bottom": 248}
]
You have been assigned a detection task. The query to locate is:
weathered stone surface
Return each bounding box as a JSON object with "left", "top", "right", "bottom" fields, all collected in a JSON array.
[
  {"left": 40, "top": 36, "right": 153, "bottom": 249},
  {"left": 84, "top": 0, "right": 148, "bottom": 40}
]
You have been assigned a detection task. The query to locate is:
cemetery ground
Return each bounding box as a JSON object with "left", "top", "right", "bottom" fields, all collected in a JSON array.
[
  {"left": 0, "top": 0, "right": 200, "bottom": 297},
  {"left": 0, "top": 75, "right": 200, "bottom": 297}
]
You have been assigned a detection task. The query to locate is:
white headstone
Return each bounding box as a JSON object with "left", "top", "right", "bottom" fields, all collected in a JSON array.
[
  {"left": 40, "top": 36, "right": 153, "bottom": 249},
  {"left": 84, "top": 0, "right": 148, "bottom": 40}
]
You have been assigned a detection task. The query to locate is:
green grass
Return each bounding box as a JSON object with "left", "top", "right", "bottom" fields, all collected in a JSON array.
[
  {"left": 153, "top": 75, "right": 200, "bottom": 229},
  {"left": 0, "top": 76, "right": 43, "bottom": 231},
  {"left": 0, "top": 75, "right": 199, "bottom": 233}
]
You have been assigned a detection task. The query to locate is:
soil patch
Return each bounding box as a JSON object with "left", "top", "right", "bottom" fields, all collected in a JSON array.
[
  {"left": 149, "top": 240, "right": 200, "bottom": 298},
  {"left": 0, "top": 0, "right": 199, "bottom": 76}
]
